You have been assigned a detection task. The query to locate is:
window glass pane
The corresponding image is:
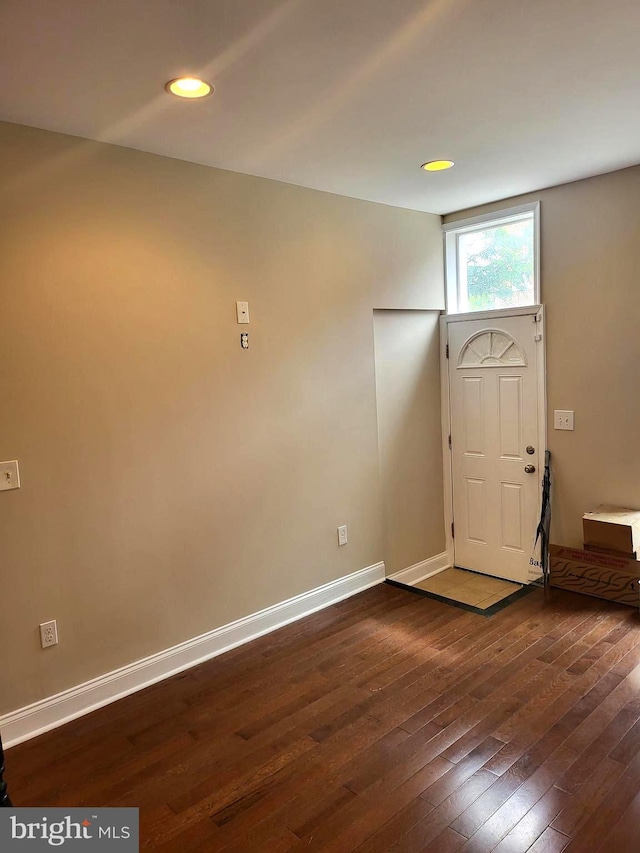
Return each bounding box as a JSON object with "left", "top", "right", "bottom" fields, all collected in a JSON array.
[{"left": 457, "top": 216, "right": 534, "bottom": 312}]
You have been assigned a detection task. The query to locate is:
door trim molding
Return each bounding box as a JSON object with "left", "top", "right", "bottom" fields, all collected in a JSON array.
[
  {"left": 440, "top": 305, "right": 547, "bottom": 575},
  {"left": 444, "top": 305, "right": 543, "bottom": 323},
  {"left": 440, "top": 316, "right": 455, "bottom": 567}
]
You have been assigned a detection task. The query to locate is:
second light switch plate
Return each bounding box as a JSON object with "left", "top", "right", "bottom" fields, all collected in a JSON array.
[
  {"left": 0, "top": 460, "right": 20, "bottom": 491},
  {"left": 554, "top": 410, "right": 575, "bottom": 430}
]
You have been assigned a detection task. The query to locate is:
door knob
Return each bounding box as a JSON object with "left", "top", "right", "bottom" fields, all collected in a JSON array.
[{"left": 524, "top": 464, "right": 536, "bottom": 474}]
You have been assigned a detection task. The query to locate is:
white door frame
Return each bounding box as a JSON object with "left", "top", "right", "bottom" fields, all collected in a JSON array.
[{"left": 439, "top": 305, "right": 547, "bottom": 574}]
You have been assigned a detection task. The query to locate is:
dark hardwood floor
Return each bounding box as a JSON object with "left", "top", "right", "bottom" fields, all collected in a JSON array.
[{"left": 6, "top": 582, "right": 640, "bottom": 851}]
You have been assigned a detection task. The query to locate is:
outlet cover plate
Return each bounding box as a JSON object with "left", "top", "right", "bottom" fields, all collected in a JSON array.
[{"left": 39, "top": 620, "right": 58, "bottom": 649}]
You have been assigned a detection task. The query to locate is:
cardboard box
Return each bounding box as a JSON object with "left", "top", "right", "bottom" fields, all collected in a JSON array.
[
  {"left": 550, "top": 545, "right": 640, "bottom": 606},
  {"left": 584, "top": 543, "right": 637, "bottom": 561},
  {"left": 583, "top": 505, "right": 640, "bottom": 555}
]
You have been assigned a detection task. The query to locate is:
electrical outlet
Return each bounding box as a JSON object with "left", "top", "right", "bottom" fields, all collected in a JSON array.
[
  {"left": 39, "top": 620, "right": 58, "bottom": 649},
  {"left": 337, "top": 525, "right": 348, "bottom": 546},
  {"left": 240, "top": 332, "right": 249, "bottom": 349}
]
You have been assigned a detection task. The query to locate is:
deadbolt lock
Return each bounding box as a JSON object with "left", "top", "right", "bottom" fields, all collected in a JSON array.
[
  {"left": 524, "top": 464, "right": 536, "bottom": 474},
  {"left": 526, "top": 445, "right": 535, "bottom": 455}
]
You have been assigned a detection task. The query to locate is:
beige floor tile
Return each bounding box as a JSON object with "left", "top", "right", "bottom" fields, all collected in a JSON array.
[
  {"left": 476, "top": 589, "right": 520, "bottom": 609},
  {"left": 456, "top": 570, "right": 518, "bottom": 588},
  {"left": 411, "top": 567, "right": 522, "bottom": 610},
  {"left": 440, "top": 587, "right": 492, "bottom": 606},
  {"left": 412, "top": 566, "right": 522, "bottom": 609},
  {"left": 419, "top": 570, "right": 456, "bottom": 584},
  {"left": 432, "top": 569, "right": 462, "bottom": 582},
  {"left": 459, "top": 576, "right": 506, "bottom": 594},
  {"left": 415, "top": 572, "right": 460, "bottom": 592},
  {"left": 414, "top": 578, "right": 458, "bottom": 594},
  {"left": 492, "top": 579, "right": 521, "bottom": 591}
]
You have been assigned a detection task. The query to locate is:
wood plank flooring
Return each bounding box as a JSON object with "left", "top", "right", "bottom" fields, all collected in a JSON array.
[{"left": 6, "top": 582, "right": 640, "bottom": 851}]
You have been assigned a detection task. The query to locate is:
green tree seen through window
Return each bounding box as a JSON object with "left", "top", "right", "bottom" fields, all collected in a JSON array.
[{"left": 461, "top": 220, "right": 534, "bottom": 310}]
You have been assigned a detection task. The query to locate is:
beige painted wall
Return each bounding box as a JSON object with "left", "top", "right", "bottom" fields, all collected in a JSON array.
[
  {"left": 373, "top": 311, "right": 445, "bottom": 574},
  {"left": 445, "top": 165, "right": 640, "bottom": 549},
  {"left": 0, "top": 122, "right": 444, "bottom": 714}
]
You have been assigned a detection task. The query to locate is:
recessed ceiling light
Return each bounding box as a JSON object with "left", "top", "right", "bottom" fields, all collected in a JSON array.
[
  {"left": 165, "top": 77, "right": 213, "bottom": 99},
  {"left": 421, "top": 160, "right": 455, "bottom": 171}
]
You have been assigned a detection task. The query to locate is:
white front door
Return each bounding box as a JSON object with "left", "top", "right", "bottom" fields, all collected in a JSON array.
[{"left": 447, "top": 310, "right": 544, "bottom": 584}]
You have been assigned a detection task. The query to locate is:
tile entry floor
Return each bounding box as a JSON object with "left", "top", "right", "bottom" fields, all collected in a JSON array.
[{"left": 413, "top": 566, "right": 522, "bottom": 609}]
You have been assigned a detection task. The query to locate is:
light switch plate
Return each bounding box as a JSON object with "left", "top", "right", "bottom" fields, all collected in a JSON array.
[
  {"left": 554, "top": 410, "right": 575, "bottom": 430},
  {"left": 0, "top": 460, "right": 20, "bottom": 491},
  {"left": 236, "top": 301, "right": 250, "bottom": 324}
]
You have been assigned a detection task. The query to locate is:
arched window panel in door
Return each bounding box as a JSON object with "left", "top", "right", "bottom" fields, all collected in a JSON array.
[{"left": 457, "top": 329, "right": 526, "bottom": 368}]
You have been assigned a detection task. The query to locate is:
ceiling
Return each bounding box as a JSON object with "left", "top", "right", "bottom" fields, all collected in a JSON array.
[{"left": 2, "top": 0, "right": 640, "bottom": 214}]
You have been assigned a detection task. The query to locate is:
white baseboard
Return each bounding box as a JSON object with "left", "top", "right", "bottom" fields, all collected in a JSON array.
[
  {"left": 1, "top": 561, "right": 385, "bottom": 749},
  {"left": 386, "top": 552, "right": 450, "bottom": 586}
]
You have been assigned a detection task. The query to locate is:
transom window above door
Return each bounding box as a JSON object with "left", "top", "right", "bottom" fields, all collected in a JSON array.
[{"left": 443, "top": 202, "right": 540, "bottom": 314}]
